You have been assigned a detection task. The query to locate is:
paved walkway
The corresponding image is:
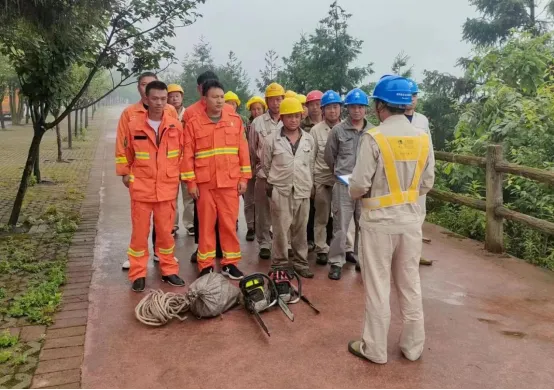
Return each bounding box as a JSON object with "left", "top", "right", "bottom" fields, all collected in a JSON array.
[{"left": 79, "top": 107, "right": 554, "bottom": 388}]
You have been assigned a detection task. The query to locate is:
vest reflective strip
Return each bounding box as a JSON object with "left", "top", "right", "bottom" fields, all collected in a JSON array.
[
  {"left": 195, "top": 147, "right": 238, "bottom": 159},
  {"left": 362, "top": 131, "right": 429, "bottom": 210},
  {"left": 135, "top": 152, "right": 150, "bottom": 160},
  {"left": 167, "top": 150, "right": 180, "bottom": 159}
]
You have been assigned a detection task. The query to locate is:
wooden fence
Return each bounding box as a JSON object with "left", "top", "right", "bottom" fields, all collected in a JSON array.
[{"left": 429, "top": 144, "right": 554, "bottom": 253}]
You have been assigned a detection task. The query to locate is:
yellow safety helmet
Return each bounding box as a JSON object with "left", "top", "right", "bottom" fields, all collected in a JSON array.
[
  {"left": 284, "top": 90, "right": 297, "bottom": 99},
  {"left": 246, "top": 96, "right": 267, "bottom": 110},
  {"left": 167, "top": 84, "right": 184, "bottom": 94},
  {"left": 265, "top": 82, "right": 285, "bottom": 98},
  {"left": 279, "top": 97, "right": 304, "bottom": 115},
  {"left": 224, "top": 91, "right": 241, "bottom": 106},
  {"left": 296, "top": 94, "right": 307, "bottom": 104}
]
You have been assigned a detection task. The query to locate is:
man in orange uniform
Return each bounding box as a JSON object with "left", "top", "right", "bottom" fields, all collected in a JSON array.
[
  {"left": 116, "top": 72, "right": 178, "bottom": 271},
  {"left": 115, "top": 80, "right": 186, "bottom": 292},
  {"left": 183, "top": 71, "right": 235, "bottom": 264},
  {"left": 182, "top": 79, "right": 251, "bottom": 280}
]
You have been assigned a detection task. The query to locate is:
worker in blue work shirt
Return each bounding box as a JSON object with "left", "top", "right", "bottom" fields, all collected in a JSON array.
[
  {"left": 405, "top": 79, "right": 433, "bottom": 265},
  {"left": 324, "top": 88, "right": 371, "bottom": 281},
  {"left": 348, "top": 75, "right": 435, "bottom": 365}
]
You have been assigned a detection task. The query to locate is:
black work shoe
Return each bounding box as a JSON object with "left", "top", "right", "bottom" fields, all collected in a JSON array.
[
  {"left": 316, "top": 253, "right": 328, "bottom": 266},
  {"left": 187, "top": 227, "right": 195, "bottom": 236},
  {"left": 355, "top": 262, "right": 361, "bottom": 272},
  {"left": 190, "top": 249, "right": 198, "bottom": 263},
  {"left": 328, "top": 265, "right": 342, "bottom": 280},
  {"left": 198, "top": 266, "right": 214, "bottom": 278},
  {"left": 245, "top": 228, "right": 255, "bottom": 241},
  {"left": 172, "top": 226, "right": 179, "bottom": 236},
  {"left": 259, "top": 248, "right": 271, "bottom": 260},
  {"left": 162, "top": 274, "right": 185, "bottom": 287},
  {"left": 288, "top": 248, "right": 294, "bottom": 258},
  {"left": 132, "top": 277, "right": 145, "bottom": 292},
  {"left": 346, "top": 251, "right": 357, "bottom": 264},
  {"left": 295, "top": 267, "right": 314, "bottom": 279},
  {"left": 222, "top": 264, "right": 244, "bottom": 280},
  {"left": 308, "top": 241, "right": 315, "bottom": 253}
]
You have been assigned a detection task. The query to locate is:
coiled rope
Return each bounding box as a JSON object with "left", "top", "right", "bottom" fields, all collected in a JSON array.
[{"left": 135, "top": 289, "right": 198, "bottom": 327}]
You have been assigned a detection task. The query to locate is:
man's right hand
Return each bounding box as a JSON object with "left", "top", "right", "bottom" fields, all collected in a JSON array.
[
  {"left": 189, "top": 185, "right": 200, "bottom": 200},
  {"left": 122, "top": 175, "right": 130, "bottom": 188}
]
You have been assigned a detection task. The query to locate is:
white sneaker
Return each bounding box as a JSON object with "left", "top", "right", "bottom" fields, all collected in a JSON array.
[
  {"left": 153, "top": 254, "right": 179, "bottom": 263},
  {"left": 122, "top": 260, "right": 130, "bottom": 270}
]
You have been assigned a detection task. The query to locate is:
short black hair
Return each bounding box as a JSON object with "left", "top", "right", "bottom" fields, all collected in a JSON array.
[
  {"left": 375, "top": 99, "right": 406, "bottom": 114},
  {"left": 197, "top": 71, "right": 219, "bottom": 86},
  {"left": 138, "top": 72, "right": 158, "bottom": 83},
  {"left": 202, "top": 79, "right": 224, "bottom": 96},
  {"left": 146, "top": 80, "right": 167, "bottom": 96}
]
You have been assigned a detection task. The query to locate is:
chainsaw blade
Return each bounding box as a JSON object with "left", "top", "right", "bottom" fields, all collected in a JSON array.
[
  {"left": 277, "top": 297, "right": 294, "bottom": 322},
  {"left": 253, "top": 309, "right": 270, "bottom": 337},
  {"left": 292, "top": 287, "right": 320, "bottom": 314}
]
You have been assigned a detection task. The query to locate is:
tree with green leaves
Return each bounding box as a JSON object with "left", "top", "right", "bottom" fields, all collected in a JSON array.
[
  {"left": 305, "top": 1, "right": 373, "bottom": 94},
  {"left": 218, "top": 51, "right": 251, "bottom": 114},
  {"left": 463, "top": 0, "right": 554, "bottom": 46},
  {"left": 255, "top": 49, "right": 282, "bottom": 93},
  {"left": 0, "top": 0, "right": 206, "bottom": 227},
  {"left": 179, "top": 37, "right": 216, "bottom": 107}
]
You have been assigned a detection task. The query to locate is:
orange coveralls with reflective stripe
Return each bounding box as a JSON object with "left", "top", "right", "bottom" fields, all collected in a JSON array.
[
  {"left": 115, "top": 102, "right": 178, "bottom": 176},
  {"left": 115, "top": 111, "right": 184, "bottom": 281},
  {"left": 183, "top": 110, "right": 252, "bottom": 270}
]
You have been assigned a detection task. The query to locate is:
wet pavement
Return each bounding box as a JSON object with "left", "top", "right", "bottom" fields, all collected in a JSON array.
[{"left": 82, "top": 107, "right": 554, "bottom": 388}]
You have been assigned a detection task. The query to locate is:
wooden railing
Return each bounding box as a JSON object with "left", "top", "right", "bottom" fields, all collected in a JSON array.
[{"left": 429, "top": 145, "right": 554, "bottom": 253}]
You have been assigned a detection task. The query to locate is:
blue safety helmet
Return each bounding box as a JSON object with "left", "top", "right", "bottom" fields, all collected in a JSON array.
[
  {"left": 371, "top": 75, "right": 413, "bottom": 108},
  {"left": 321, "top": 90, "right": 342, "bottom": 107},
  {"left": 407, "top": 78, "right": 419, "bottom": 94},
  {"left": 344, "top": 88, "right": 369, "bottom": 106}
]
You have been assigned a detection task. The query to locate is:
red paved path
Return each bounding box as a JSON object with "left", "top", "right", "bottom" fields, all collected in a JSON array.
[{"left": 82, "top": 108, "right": 554, "bottom": 388}]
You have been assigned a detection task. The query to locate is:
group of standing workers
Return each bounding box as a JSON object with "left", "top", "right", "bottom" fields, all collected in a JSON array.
[{"left": 115, "top": 69, "right": 435, "bottom": 365}]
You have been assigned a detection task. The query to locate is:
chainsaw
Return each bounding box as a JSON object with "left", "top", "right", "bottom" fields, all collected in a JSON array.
[
  {"left": 239, "top": 273, "right": 278, "bottom": 337},
  {"left": 269, "top": 268, "right": 320, "bottom": 315}
]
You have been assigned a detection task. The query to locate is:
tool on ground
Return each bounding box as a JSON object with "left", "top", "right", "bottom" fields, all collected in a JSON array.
[
  {"left": 239, "top": 273, "right": 278, "bottom": 337},
  {"left": 420, "top": 257, "right": 433, "bottom": 266},
  {"left": 135, "top": 273, "right": 240, "bottom": 326},
  {"left": 271, "top": 268, "right": 320, "bottom": 315}
]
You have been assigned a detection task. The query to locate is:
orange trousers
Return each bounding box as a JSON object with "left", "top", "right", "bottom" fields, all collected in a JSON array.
[
  {"left": 128, "top": 200, "right": 179, "bottom": 281},
  {"left": 197, "top": 185, "right": 241, "bottom": 270}
]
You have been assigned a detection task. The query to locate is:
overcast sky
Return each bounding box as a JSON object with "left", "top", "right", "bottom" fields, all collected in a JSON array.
[{"left": 168, "top": 0, "right": 479, "bottom": 93}]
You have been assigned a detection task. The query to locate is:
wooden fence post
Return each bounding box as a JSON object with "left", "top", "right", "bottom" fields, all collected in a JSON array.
[{"left": 485, "top": 144, "right": 504, "bottom": 253}]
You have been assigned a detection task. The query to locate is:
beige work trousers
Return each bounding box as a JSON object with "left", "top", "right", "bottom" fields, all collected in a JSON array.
[
  {"left": 358, "top": 224, "right": 425, "bottom": 364},
  {"left": 270, "top": 190, "right": 309, "bottom": 271},
  {"left": 346, "top": 218, "right": 356, "bottom": 252},
  {"left": 255, "top": 178, "right": 272, "bottom": 250},
  {"left": 314, "top": 183, "right": 333, "bottom": 253},
  {"left": 176, "top": 182, "right": 194, "bottom": 229},
  {"left": 243, "top": 177, "right": 256, "bottom": 230}
]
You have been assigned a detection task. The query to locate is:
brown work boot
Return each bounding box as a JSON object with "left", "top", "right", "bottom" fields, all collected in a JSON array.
[
  {"left": 295, "top": 267, "right": 314, "bottom": 279},
  {"left": 420, "top": 257, "right": 433, "bottom": 266}
]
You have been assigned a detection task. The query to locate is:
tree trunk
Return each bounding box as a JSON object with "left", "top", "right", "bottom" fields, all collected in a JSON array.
[
  {"left": 0, "top": 93, "right": 5, "bottom": 129},
  {"left": 56, "top": 122, "right": 62, "bottom": 162},
  {"left": 25, "top": 104, "right": 30, "bottom": 124},
  {"left": 67, "top": 111, "right": 72, "bottom": 149},
  {"left": 33, "top": 143, "right": 41, "bottom": 183},
  {"left": 85, "top": 106, "right": 89, "bottom": 128},
  {"left": 8, "top": 87, "right": 16, "bottom": 123},
  {"left": 92, "top": 104, "right": 96, "bottom": 119},
  {"left": 74, "top": 109, "right": 78, "bottom": 137},
  {"left": 16, "top": 92, "right": 24, "bottom": 124},
  {"left": 79, "top": 108, "right": 84, "bottom": 130},
  {"left": 8, "top": 122, "right": 45, "bottom": 226}
]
